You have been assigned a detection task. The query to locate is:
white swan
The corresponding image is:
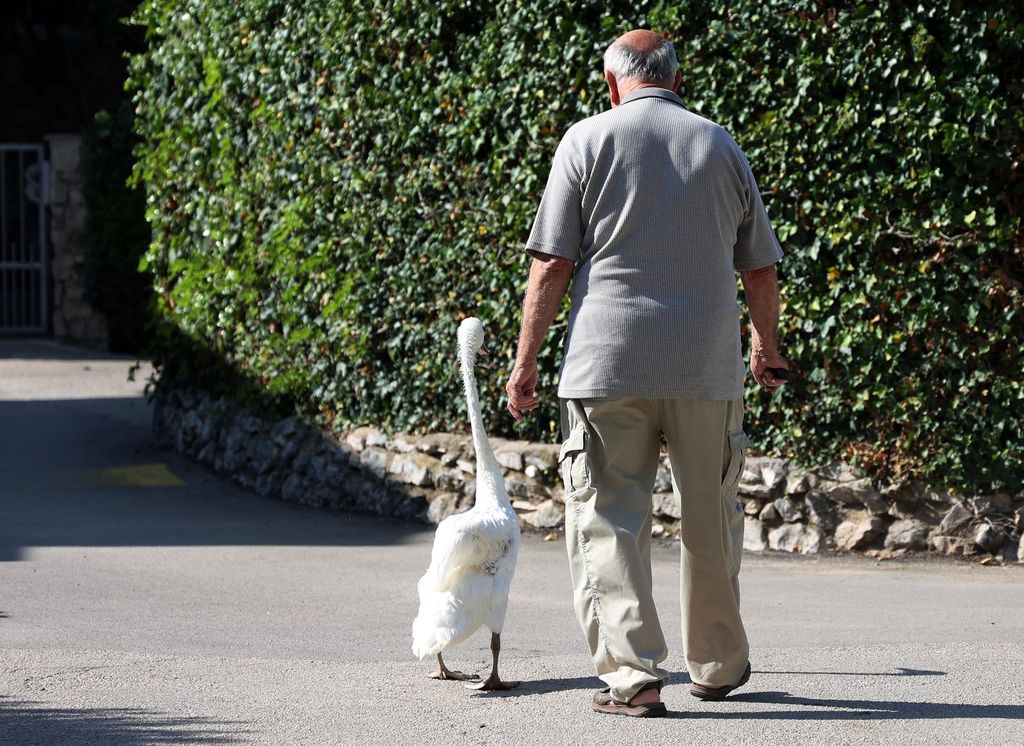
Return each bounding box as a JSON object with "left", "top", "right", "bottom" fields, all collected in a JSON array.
[{"left": 411, "top": 317, "right": 521, "bottom": 690}]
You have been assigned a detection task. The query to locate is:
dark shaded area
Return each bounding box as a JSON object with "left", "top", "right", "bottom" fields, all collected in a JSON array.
[
  {"left": 0, "top": 336, "right": 137, "bottom": 360},
  {"left": 0, "top": 696, "right": 249, "bottom": 745},
  {"left": 148, "top": 321, "right": 298, "bottom": 423},
  {"left": 0, "top": 394, "right": 429, "bottom": 562},
  {"left": 82, "top": 101, "right": 154, "bottom": 354},
  {"left": 0, "top": 1, "right": 143, "bottom": 142}
]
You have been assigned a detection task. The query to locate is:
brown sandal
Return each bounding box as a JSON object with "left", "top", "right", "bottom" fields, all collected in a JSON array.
[
  {"left": 592, "top": 687, "right": 667, "bottom": 718},
  {"left": 690, "top": 661, "right": 752, "bottom": 701}
]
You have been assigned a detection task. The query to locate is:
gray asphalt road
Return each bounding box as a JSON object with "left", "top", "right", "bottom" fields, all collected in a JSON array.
[{"left": 1, "top": 338, "right": 1022, "bottom": 745}]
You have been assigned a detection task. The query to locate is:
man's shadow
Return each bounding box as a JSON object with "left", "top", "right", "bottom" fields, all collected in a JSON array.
[
  {"left": 469, "top": 666, "right": 1022, "bottom": 720},
  {"left": 668, "top": 690, "right": 1024, "bottom": 721},
  {"left": 474, "top": 667, "right": 949, "bottom": 699}
]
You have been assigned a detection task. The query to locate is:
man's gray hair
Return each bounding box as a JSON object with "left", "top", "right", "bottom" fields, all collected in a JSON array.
[{"left": 603, "top": 35, "right": 678, "bottom": 83}]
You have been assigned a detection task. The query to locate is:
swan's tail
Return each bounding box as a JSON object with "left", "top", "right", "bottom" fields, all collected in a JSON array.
[{"left": 411, "top": 585, "right": 460, "bottom": 659}]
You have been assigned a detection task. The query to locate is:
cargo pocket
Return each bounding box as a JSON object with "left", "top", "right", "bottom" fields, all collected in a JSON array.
[
  {"left": 722, "top": 429, "right": 752, "bottom": 496},
  {"left": 559, "top": 426, "right": 595, "bottom": 501}
]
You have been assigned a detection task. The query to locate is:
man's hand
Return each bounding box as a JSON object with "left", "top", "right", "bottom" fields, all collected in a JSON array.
[
  {"left": 750, "top": 345, "right": 789, "bottom": 393},
  {"left": 740, "top": 263, "right": 787, "bottom": 395},
  {"left": 505, "top": 252, "right": 575, "bottom": 421},
  {"left": 506, "top": 360, "right": 539, "bottom": 421}
]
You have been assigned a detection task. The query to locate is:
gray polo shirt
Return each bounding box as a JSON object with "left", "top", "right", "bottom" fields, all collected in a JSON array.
[{"left": 526, "top": 87, "right": 783, "bottom": 401}]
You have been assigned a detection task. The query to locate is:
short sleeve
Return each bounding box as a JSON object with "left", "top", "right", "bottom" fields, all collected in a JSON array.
[
  {"left": 525, "top": 132, "right": 584, "bottom": 262},
  {"left": 733, "top": 156, "right": 784, "bottom": 271}
]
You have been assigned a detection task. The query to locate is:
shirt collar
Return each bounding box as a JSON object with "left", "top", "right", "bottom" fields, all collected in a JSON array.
[{"left": 619, "top": 87, "right": 686, "bottom": 108}]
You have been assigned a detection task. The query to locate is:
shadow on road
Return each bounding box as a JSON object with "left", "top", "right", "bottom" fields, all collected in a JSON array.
[
  {"left": 0, "top": 396, "right": 431, "bottom": 562},
  {"left": 0, "top": 695, "right": 250, "bottom": 744},
  {"left": 674, "top": 690, "right": 1024, "bottom": 720},
  {"left": 757, "top": 667, "right": 946, "bottom": 677},
  {"left": 0, "top": 338, "right": 141, "bottom": 362}
]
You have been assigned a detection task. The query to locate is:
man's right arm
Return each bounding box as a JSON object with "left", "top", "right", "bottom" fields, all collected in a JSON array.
[{"left": 506, "top": 253, "right": 575, "bottom": 420}]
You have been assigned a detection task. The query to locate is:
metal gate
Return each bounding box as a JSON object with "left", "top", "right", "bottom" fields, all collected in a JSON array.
[{"left": 0, "top": 144, "right": 48, "bottom": 333}]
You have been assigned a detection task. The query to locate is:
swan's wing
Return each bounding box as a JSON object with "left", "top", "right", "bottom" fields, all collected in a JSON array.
[{"left": 422, "top": 516, "right": 487, "bottom": 590}]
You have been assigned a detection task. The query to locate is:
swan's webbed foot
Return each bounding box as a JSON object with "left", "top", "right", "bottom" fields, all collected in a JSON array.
[
  {"left": 464, "top": 674, "right": 520, "bottom": 691},
  {"left": 463, "top": 632, "right": 518, "bottom": 690},
  {"left": 428, "top": 653, "right": 479, "bottom": 681}
]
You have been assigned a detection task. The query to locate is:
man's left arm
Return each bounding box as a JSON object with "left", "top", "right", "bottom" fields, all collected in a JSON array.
[
  {"left": 740, "top": 263, "right": 788, "bottom": 392},
  {"left": 506, "top": 253, "right": 575, "bottom": 420}
]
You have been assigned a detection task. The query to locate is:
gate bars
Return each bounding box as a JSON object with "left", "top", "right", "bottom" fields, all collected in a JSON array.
[{"left": 0, "top": 143, "right": 48, "bottom": 334}]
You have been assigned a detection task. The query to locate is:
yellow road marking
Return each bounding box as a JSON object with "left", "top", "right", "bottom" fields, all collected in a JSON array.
[{"left": 88, "top": 463, "right": 184, "bottom": 487}]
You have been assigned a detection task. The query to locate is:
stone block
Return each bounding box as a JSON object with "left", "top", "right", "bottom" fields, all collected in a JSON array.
[
  {"left": 280, "top": 472, "right": 306, "bottom": 503},
  {"left": 785, "top": 469, "right": 818, "bottom": 496},
  {"left": 973, "top": 494, "right": 1013, "bottom": 516},
  {"left": 929, "top": 534, "right": 975, "bottom": 556},
  {"left": 743, "top": 517, "right": 767, "bottom": 552},
  {"left": 654, "top": 463, "right": 673, "bottom": 493},
  {"left": 834, "top": 511, "right": 885, "bottom": 551},
  {"left": 433, "top": 469, "right": 466, "bottom": 493},
  {"left": 255, "top": 471, "right": 284, "bottom": 498},
  {"left": 974, "top": 523, "right": 1005, "bottom": 553},
  {"left": 759, "top": 459, "right": 789, "bottom": 490},
  {"left": 427, "top": 492, "right": 465, "bottom": 524},
  {"left": 884, "top": 519, "right": 928, "bottom": 551},
  {"left": 806, "top": 490, "right": 837, "bottom": 531},
  {"left": 738, "top": 481, "right": 773, "bottom": 500},
  {"left": 346, "top": 431, "right": 367, "bottom": 452},
  {"left": 742, "top": 497, "right": 763, "bottom": 516},
  {"left": 521, "top": 499, "right": 564, "bottom": 529},
  {"left": 391, "top": 434, "right": 417, "bottom": 453},
  {"left": 359, "top": 447, "right": 389, "bottom": 479},
  {"left": 504, "top": 474, "right": 548, "bottom": 499},
  {"left": 759, "top": 501, "right": 779, "bottom": 523},
  {"left": 524, "top": 446, "right": 558, "bottom": 472},
  {"left": 653, "top": 492, "right": 680, "bottom": 519},
  {"left": 387, "top": 452, "right": 436, "bottom": 487},
  {"left": 740, "top": 458, "right": 764, "bottom": 485},
  {"left": 773, "top": 496, "right": 804, "bottom": 523},
  {"left": 816, "top": 477, "right": 886, "bottom": 513},
  {"left": 939, "top": 503, "right": 973, "bottom": 534},
  {"left": 495, "top": 449, "right": 524, "bottom": 471},
  {"left": 768, "top": 523, "right": 825, "bottom": 554},
  {"left": 818, "top": 460, "right": 862, "bottom": 482}
]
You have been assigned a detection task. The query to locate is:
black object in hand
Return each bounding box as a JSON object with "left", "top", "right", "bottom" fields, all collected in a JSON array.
[{"left": 766, "top": 367, "right": 792, "bottom": 381}]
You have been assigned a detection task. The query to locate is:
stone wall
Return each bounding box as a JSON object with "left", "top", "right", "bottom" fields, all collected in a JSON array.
[
  {"left": 45, "top": 133, "right": 109, "bottom": 350},
  {"left": 154, "top": 386, "right": 1024, "bottom": 564}
]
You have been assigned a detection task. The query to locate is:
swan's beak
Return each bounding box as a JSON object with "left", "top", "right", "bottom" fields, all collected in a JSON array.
[{"left": 477, "top": 344, "right": 491, "bottom": 358}]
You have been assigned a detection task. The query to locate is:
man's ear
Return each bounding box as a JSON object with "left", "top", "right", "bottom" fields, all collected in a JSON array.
[
  {"left": 673, "top": 70, "right": 683, "bottom": 92},
  {"left": 605, "top": 70, "right": 620, "bottom": 107}
]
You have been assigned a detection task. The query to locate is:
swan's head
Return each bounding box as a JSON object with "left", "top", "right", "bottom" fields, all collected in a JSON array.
[{"left": 458, "top": 317, "right": 485, "bottom": 359}]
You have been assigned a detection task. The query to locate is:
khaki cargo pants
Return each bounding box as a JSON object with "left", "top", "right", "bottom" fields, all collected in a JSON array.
[{"left": 559, "top": 397, "right": 750, "bottom": 702}]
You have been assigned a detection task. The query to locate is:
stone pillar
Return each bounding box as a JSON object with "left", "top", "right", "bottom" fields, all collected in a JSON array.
[{"left": 45, "top": 133, "right": 109, "bottom": 350}]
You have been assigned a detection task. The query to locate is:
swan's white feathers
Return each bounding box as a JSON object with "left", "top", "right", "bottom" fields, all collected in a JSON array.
[{"left": 411, "top": 317, "right": 521, "bottom": 662}]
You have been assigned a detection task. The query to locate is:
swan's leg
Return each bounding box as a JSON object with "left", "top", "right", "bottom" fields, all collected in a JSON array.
[
  {"left": 465, "top": 633, "right": 520, "bottom": 690},
  {"left": 427, "top": 652, "right": 479, "bottom": 681}
]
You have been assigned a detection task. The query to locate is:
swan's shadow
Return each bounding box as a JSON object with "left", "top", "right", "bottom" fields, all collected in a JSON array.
[{"left": 469, "top": 671, "right": 694, "bottom": 698}]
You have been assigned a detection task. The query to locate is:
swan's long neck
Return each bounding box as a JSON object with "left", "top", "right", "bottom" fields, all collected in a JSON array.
[{"left": 459, "top": 344, "right": 507, "bottom": 509}]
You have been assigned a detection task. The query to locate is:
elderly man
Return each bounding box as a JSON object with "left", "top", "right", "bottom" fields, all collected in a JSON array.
[{"left": 505, "top": 29, "right": 788, "bottom": 717}]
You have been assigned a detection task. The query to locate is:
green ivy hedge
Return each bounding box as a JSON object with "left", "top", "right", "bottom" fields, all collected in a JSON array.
[{"left": 126, "top": 0, "right": 1023, "bottom": 493}]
